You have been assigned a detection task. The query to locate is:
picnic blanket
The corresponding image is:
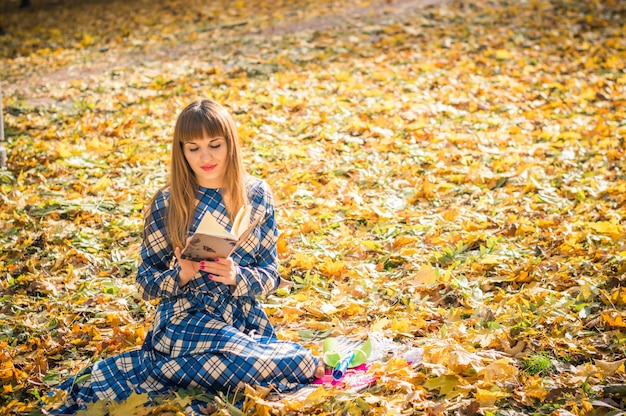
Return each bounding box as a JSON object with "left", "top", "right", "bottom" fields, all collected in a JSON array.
[{"left": 268, "top": 332, "right": 424, "bottom": 401}]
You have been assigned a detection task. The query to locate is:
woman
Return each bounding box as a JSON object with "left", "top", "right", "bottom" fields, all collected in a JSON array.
[{"left": 52, "top": 99, "right": 321, "bottom": 413}]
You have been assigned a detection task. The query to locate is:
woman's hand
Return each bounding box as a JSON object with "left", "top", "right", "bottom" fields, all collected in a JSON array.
[
  {"left": 200, "top": 257, "right": 237, "bottom": 285},
  {"left": 174, "top": 246, "right": 200, "bottom": 287}
]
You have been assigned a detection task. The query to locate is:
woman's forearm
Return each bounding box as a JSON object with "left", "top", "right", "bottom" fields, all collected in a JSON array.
[{"left": 136, "top": 264, "right": 183, "bottom": 300}]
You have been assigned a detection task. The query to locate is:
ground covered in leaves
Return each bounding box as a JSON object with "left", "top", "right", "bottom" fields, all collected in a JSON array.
[{"left": 1, "top": 0, "right": 625, "bottom": 414}]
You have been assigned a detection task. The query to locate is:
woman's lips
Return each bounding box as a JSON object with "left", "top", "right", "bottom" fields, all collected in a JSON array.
[{"left": 201, "top": 164, "right": 217, "bottom": 171}]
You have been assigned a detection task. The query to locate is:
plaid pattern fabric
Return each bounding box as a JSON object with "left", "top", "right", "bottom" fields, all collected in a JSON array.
[{"left": 52, "top": 178, "right": 317, "bottom": 413}]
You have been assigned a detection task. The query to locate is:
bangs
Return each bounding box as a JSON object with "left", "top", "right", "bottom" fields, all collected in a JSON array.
[{"left": 177, "top": 106, "right": 229, "bottom": 143}]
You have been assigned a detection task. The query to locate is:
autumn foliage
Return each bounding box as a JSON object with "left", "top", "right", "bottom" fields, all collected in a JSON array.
[{"left": 0, "top": 0, "right": 625, "bottom": 414}]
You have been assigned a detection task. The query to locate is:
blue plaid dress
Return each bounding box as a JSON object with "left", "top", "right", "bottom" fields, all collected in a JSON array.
[{"left": 53, "top": 178, "right": 317, "bottom": 412}]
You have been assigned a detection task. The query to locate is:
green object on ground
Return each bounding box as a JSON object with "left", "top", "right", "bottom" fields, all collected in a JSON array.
[{"left": 323, "top": 336, "right": 372, "bottom": 368}]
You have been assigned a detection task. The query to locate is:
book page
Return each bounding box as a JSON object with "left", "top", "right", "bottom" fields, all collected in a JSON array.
[
  {"left": 231, "top": 204, "right": 252, "bottom": 237},
  {"left": 196, "top": 209, "right": 233, "bottom": 239},
  {"left": 234, "top": 213, "right": 262, "bottom": 244}
]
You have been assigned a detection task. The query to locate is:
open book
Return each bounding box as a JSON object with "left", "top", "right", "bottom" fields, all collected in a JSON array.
[{"left": 180, "top": 204, "right": 261, "bottom": 262}]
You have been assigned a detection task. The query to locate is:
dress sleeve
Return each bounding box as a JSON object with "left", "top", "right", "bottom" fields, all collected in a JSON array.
[
  {"left": 136, "top": 190, "right": 183, "bottom": 300},
  {"left": 231, "top": 181, "right": 280, "bottom": 299}
]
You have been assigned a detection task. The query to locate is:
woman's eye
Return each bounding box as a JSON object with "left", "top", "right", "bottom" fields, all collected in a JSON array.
[
  {"left": 188, "top": 147, "right": 199, "bottom": 152},
  {"left": 210, "top": 144, "right": 222, "bottom": 149}
]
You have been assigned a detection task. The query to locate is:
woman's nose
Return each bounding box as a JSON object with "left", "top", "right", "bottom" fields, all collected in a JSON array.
[{"left": 201, "top": 149, "right": 213, "bottom": 161}]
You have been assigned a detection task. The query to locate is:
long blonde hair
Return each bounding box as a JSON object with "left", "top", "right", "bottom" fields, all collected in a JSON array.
[{"left": 147, "top": 99, "right": 248, "bottom": 250}]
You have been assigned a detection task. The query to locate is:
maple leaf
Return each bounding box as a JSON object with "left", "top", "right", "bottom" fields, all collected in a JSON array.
[
  {"left": 108, "top": 393, "right": 151, "bottom": 416},
  {"left": 409, "top": 264, "right": 439, "bottom": 286},
  {"left": 478, "top": 358, "right": 519, "bottom": 384},
  {"left": 76, "top": 399, "right": 107, "bottom": 416},
  {"left": 423, "top": 375, "right": 462, "bottom": 399},
  {"left": 475, "top": 387, "right": 508, "bottom": 407}
]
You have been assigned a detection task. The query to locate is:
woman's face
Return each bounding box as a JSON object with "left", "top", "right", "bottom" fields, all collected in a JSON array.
[{"left": 183, "top": 135, "right": 229, "bottom": 188}]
